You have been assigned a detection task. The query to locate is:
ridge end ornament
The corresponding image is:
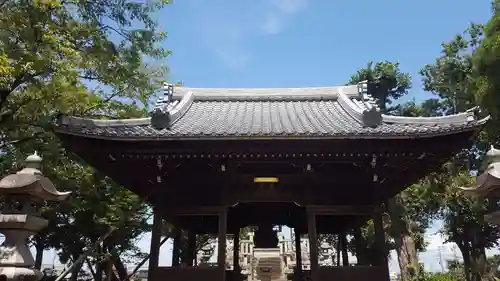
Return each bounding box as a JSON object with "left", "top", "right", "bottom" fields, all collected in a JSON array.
[
  {"left": 357, "top": 80, "right": 382, "bottom": 127},
  {"left": 151, "top": 83, "right": 175, "bottom": 130}
]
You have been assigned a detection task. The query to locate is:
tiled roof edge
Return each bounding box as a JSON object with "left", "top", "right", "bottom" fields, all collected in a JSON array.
[
  {"left": 382, "top": 107, "right": 487, "bottom": 125},
  {"left": 57, "top": 84, "right": 196, "bottom": 129},
  {"left": 58, "top": 115, "right": 151, "bottom": 128},
  {"left": 171, "top": 85, "right": 360, "bottom": 101}
]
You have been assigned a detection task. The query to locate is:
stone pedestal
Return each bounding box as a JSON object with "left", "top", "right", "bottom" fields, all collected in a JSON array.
[
  {"left": 0, "top": 152, "right": 70, "bottom": 281},
  {"left": 0, "top": 215, "right": 47, "bottom": 281}
]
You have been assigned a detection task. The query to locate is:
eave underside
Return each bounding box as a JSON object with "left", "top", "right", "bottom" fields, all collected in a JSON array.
[{"left": 57, "top": 131, "right": 476, "bottom": 225}]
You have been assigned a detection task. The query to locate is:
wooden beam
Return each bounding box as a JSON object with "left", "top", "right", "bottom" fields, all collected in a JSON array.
[
  {"left": 160, "top": 206, "right": 226, "bottom": 216},
  {"left": 308, "top": 205, "right": 374, "bottom": 215}
]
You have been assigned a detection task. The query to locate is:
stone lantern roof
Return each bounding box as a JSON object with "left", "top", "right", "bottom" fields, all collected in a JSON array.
[
  {"left": 460, "top": 146, "right": 500, "bottom": 198},
  {"left": 0, "top": 152, "right": 71, "bottom": 201}
]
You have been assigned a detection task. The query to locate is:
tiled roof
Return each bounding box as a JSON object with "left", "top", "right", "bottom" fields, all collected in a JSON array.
[{"left": 55, "top": 84, "right": 488, "bottom": 140}]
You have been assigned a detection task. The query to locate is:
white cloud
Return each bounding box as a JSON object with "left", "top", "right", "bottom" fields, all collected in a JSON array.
[
  {"left": 196, "top": 18, "right": 250, "bottom": 70},
  {"left": 188, "top": 0, "right": 309, "bottom": 69},
  {"left": 261, "top": 0, "right": 309, "bottom": 34}
]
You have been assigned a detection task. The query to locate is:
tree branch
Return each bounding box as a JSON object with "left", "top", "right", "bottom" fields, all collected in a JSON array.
[{"left": 0, "top": 130, "right": 45, "bottom": 150}]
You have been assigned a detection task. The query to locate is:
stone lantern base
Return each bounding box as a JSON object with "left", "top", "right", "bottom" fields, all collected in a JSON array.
[
  {"left": 0, "top": 214, "right": 48, "bottom": 281},
  {"left": 0, "top": 267, "right": 43, "bottom": 281}
]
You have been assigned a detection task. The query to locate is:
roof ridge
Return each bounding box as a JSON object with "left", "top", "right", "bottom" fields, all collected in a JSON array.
[{"left": 171, "top": 85, "right": 360, "bottom": 102}]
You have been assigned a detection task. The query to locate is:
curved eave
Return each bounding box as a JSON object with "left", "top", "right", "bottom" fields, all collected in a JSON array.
[
  {"left": 54, "top": 84, "right": 489, "bottom": 141},
  {"left": 54, "top": 114, "right": 489, "bottom": 141}
]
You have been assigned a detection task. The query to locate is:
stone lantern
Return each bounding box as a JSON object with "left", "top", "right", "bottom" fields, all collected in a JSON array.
[
  {"left": 461, "top": 146, "right": 500, "bottom": 224},
  {"left": 318, "top": 242, "right": 333, "bottom": 265},
  {"left": 0, "top": 152, "right": 71, "bottom": 281}
]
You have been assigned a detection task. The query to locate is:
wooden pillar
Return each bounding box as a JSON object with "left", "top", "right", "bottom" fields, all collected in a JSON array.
[
  {"left": 294, "top": 228, "right": 302, "bottom": 274},
  {"left": 336, "top": 235, "right": 341, "bottom": 267},
  {"left": 373, "top": 205, "right": 390, "bottom": 281},
  {"left": 147, "top": 210, "right": 162, "bottom": 281},
  {"left": 341, "top": 232, "right": 349, "bottom": 266},
  {"left": 172, "top": 230, "right": 181, "bottom": 266},
  {"left": 233, "top": 228, "right": 241, "bottom": 273},
  {"left": 307, "top": 208, "right": 319, "bottom": 281},
  {"left": 217, "top": 209, "right": 228, "bottom": 281},
  {"left": 187, "top": 231, "right": 196, "bottom": 266}
]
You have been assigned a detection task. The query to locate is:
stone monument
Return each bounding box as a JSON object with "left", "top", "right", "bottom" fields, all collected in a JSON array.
[{"left": 0, "top": 152, "right": 71, "bottom": 281}]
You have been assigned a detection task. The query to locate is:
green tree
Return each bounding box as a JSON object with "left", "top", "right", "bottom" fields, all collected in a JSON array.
[
  {"left": 0, "top": 0, "right": 169, "bottom": 147},
  {"left": 439, "top": 173, "right": 499, "bottom": 281},
  {"left": 348, "top": 61, "right": 434, "bottom": 281},
  {"left": 0, "top": 0, "right": 171, "bottom": 279},
  {"left": 472, "top": 0, "right": 500, "bottom": 146},
  {"left": 347, "top": 61, "right": 411, "bottom": 113},
  {"left": 419, "top": 13, "right": 500, "bottom": 281}
]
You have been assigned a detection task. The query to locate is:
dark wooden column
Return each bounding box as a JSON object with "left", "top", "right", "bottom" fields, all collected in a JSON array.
[
  {"left": 187, "top": 231, "right": 196, "bottom": 266},
  {"left": 147, "top": 210, "right": 162, "bottom": 281},
  {"left": 233, "top": 229, "right": 241, "bottom": 273},
  {"left": 373, "top": 205, "right": 390, "bottom": 281},
  {"left": 336, "top": 235, "right": 341, "bottom": 266},
  {"left": 217, "top": 208, "right": 228, "bottom": 281},
  {"left": 340, "top": 232, "right": 349, "bottom": 266},
  {"left": 294, "top": 228, "right": 302, "bottom": 274},
  {"left": 307, "top": 207, "right": 319, "bottom": 281},
  {"left": 172, "top": 230, "right": 181, "bottom": 266}
]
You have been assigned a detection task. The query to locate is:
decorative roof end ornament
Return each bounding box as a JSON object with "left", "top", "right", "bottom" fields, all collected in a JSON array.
[
  {"left": 357, "top": 80, "right": 379, "bottom": 110},
  {"left": 465, "top": 106, "right": 481, "bottom": 122},
  {"left": 151, "top": 83, "right": 175, "bottom": 130},
  {"left": 356, "top": 80, "right": 382, "bottom": 127}
]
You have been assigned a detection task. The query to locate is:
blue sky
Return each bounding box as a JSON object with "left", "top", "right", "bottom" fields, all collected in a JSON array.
[
  {"left": 35, "top": 0, "right": 496, "bottom": 275},
  {"left": 161, "top": 0, "right": 490, "bottom": 104}
]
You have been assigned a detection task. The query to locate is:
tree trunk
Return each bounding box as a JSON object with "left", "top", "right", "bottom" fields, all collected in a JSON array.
[
  {"left": 85, "top": 258, "right": 98, "bottom": 280},
  {"left": 353, "top": 227, "right": 369, "bottom": 265},
  {"left": 113, "top": 257, "right": 128, "bottom": 280},
  {"left": 70, "top": 254, "right": 83, "bottom": 281},
  {"left": 103, "top": 242, "right": 120, "bottom": 281},
  {"left": 388, "top": 196, "right": 419, "bottom": 281},
  {"left": 95, "top": 245, "right": 103, "bottom": 281},
  {"left": 34, "top": 240, "right": 44, "bottom": 270},
  {"left": 471, "top": 245, "right": 490, "bottom": 281},
  {"left": 394, "top": 233, "right": 418, "bottom": 279},
  {"left": 457, "top": 241, "right": 473, "bottom": 281}
]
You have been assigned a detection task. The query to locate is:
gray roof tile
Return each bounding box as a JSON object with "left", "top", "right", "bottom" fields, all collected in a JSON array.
[{"left": 55, "top": 85, "right": 488, "bottom": 140}]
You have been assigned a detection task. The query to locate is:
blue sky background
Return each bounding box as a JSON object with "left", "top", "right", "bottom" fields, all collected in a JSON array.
[
  {"left": 34, "top": 0, "right": 496, "bottom": 275},
  {"left": 161, "top": 0, "right": 490, "bottom": 102}
]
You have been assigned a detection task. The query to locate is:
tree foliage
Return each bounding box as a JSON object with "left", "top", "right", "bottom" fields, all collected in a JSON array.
[
  {"left": 347, "top": 61, "right": 412, "bottom": 113},
  {"left": 414, "top": 6, "right": 500, "bottom": 280},
  {"left": 0, "top": 0, "right": 169, "bottom": 149},
  {"left": 0, "top": 0, "right": 171, "bottom": 280}
]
